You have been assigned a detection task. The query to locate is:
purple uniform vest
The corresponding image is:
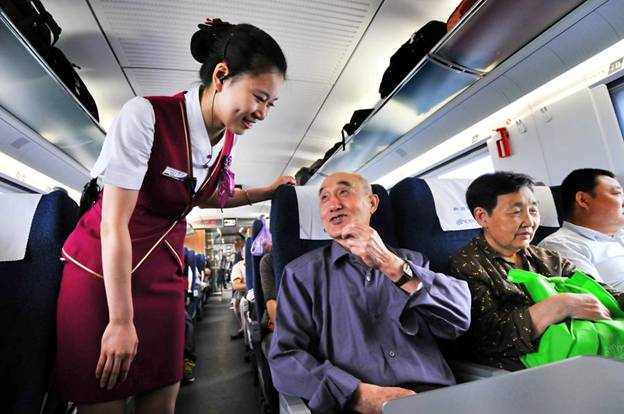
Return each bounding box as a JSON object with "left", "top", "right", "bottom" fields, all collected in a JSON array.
[{"left": 62, "top": 92, "right": 234, "bottom": 277}]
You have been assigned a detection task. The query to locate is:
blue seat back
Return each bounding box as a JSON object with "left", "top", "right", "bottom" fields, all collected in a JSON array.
[
  {"left": 245, "top": 237, "right": 254, "bottom": 290},
  {"left": 195, "top": 253, "right": 205, "bottom": 274},
  {"left": 250, "top": 219, "right": 267, "bottom": 321},
  {"left": 0, "top": 191, "right": 78, "bottom": 413},
  {"left": 390, "top": 178, "right": 479, "bottom": 275},
  {"left": 533, "top": 185, "right": 563, "bottom": 244},
  {"left": 270, "top": 183, "right": 397, "bottom": 292}
]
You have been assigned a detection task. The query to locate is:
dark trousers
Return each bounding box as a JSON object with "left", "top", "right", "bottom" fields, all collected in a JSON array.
[{"left": 184, "top": 309, "right": 196, "bottom": 361}]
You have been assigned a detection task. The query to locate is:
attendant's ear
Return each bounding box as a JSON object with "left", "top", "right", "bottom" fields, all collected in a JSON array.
[{"left": 212, "top": 62, "right": 230, "bottom": 92}]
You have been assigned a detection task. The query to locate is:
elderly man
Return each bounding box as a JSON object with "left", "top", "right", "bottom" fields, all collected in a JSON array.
[
  {"left": 540, "top": 169, "right": 624, "bottom": 289},
  {"left": 269, "top": 172, "right": 471, "bottom": 414},
  {"left": 450, "top": 171, "right": 624, "bottom": 371}
]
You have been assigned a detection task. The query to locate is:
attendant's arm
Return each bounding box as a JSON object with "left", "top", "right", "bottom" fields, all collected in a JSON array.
[
  {"left": 97, "top": 184, "right": 140, "bottom": 389},
  {"left": 268, "top": 269, "right": 360, "bottom": 414},
  {"left": 200, "top": 176, "right": 295, "bottom": 208}
]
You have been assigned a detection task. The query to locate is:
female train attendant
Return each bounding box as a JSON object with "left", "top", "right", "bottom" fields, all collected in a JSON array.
[{"left": 55, "top": 19, "right": 294, "bottom": 413}]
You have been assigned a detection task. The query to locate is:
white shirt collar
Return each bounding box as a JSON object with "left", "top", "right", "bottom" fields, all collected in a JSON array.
[
  {"left": 184, "top": 86, "right": 224, "bottom": 169},
  {"left": 562, "top": 221, "right": 624, "bottom": 242}
]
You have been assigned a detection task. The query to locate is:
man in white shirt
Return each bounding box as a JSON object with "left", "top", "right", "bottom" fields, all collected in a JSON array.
[
  {"left": 230, "top": 255, "right": 246, "bottom": 339},
  {"left": 540, "top": 169, "right": 624, "bottom": 289}
]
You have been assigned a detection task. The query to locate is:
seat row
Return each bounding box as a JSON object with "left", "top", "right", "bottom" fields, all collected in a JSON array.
[{"left": 244, "top": 176, "right": 565, "bottom": 413}]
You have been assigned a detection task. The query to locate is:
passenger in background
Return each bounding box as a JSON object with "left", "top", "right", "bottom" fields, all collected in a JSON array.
[
  {"left": 539, "top": 169, "right": 624, "bottom": 290},
  {"left": 230, "top": 253, "right": 247, "bottom": 339},
  {"left": 450, "top": 172, "right": 624, "bottom": 371},
  {"left": 259, "top": 240, "right": 276, "bottom": 332},
  {"left": 269, "top": 172, "right": 471, "bottom": 414}
]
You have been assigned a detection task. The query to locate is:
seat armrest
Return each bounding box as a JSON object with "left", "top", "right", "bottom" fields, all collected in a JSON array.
[
  {"left": 279, "top": 393, "right": 311, "bottom": 414},
  {"left": 448, "top": 359, "right": 509, "bottom": 383}
]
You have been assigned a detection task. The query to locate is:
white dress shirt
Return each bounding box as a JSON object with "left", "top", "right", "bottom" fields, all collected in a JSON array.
[
  {"left": 91, "top": 86, "right": 232, "bottom": 190},
  {"left": 539, "top": 221, "right": 624, "bottom": 290}
]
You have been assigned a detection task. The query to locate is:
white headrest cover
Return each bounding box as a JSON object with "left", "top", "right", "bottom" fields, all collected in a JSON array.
[
  {"left": 295, "top": 185, "right": 331, "bottom": 240},
  {"left": 0, "top": 193, "right": 42, "bottom": 261}
]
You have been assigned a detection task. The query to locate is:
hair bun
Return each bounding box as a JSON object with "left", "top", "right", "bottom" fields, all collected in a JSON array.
[{"left": 191, "top": 18, "right": 234, "bottom": 63}]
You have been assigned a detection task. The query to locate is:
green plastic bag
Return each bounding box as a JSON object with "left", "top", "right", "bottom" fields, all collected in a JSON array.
[{"left": 507, "top": 269, "right": 624, "bottom": 368}]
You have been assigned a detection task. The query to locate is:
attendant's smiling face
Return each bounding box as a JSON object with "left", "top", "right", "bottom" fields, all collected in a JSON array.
[
  {"left": 217, "top": 70, "right": 283, "bottom": 135},
  {"left": 474, "top": 186, "right": 540, "bottom": 256},
  {"left": 319, "top": 173, "right": 378, "bottom": 239}
]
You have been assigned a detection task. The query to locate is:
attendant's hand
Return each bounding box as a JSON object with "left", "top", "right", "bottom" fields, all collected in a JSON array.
[
  {"left": 268, "top": 175, "right": 296, "bottom": 192},
  {"left": 96, "top": 321, "right": 139, "bottom": 389},
  {"left": 350, "top": 383, "right": 416, "bottom": 414}
]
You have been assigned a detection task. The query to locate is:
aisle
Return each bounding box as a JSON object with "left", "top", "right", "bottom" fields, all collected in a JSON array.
[{"left": 176, "top": 293, "right": 261, "bottom": 414}]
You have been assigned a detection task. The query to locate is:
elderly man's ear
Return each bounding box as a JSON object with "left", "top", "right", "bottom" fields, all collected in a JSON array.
[{"left": 369, "top": 194, "right": 379, "bottom": 215}]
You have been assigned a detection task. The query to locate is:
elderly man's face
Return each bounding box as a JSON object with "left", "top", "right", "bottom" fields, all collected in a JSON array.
[
  {"left": 476, "top": 186, "right": 540, "bottom": 256},
  {"left": 319, "top": 173, "right": 378, "bottom": 239}
]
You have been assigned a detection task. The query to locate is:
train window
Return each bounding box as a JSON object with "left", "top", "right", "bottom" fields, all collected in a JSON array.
[
  {"left": 608, "top": 76, "right": 624, "bottom": 137},
  {"left": 420, "top": 148, "right": 494, "bottom": 180}
]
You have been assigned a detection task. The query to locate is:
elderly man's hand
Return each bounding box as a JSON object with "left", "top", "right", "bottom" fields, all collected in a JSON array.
[
  {"left": 349, "top": 382, "right": 416, "bottom": 414},
  {"left": 338, "top": 224, "right": 383, "bottom": 267},
  {"left": 338, "top": 224, "right": 399, "bottom": 271}
]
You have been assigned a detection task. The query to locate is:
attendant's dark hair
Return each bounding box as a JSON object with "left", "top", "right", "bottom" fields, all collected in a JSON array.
[
  {"left": 190, "top": 18, "right": 287, "bottom": 85},
  {"left": 79, "top": 178, "right": 101, "bottom": 217},
  {"left": 561, "top": 168, "right": 616, "bottom": 219},
  {"left": 466, "top": 171, "right": 535, "bottom": 216}
]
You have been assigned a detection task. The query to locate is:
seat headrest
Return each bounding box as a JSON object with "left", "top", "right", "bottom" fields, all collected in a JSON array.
[
  {"left": 423, "top": 178, "right": 477, "bottom": 231},
  {"left": 391, "top": 177, "right": 479, "bottom": 274},
  {"left": 0, "top": 194, "right": 42, "bottom": 262},
  {"left": 295, "top": 185, "right": 331, "bottom": 240}
]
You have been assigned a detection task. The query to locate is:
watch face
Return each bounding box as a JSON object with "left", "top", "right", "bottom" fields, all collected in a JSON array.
[{"left": 402, "top": 261, "right": 413, "bottom": 277}]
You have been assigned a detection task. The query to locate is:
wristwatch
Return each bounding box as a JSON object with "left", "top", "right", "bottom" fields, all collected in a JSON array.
[{"left": 393, "top": 260, "right": 414, "bottom": 287}]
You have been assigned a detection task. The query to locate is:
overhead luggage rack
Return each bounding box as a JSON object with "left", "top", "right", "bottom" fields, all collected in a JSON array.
[
  {"left": 307, "top": 0, "right": 587, "bottom": 185},
  {"left": 0, "top": 10, "right": 105, "bottom": 172}
]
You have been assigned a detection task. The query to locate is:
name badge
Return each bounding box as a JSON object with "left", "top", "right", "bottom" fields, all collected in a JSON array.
[{"left": 162, "top": 166, "right": 188, "bottom": 181}]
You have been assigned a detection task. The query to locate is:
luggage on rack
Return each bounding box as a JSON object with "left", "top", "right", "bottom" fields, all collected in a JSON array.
[
  {"left": 0, "top": 0, "right": 61, "bottom": 57},
  {"left": 295, "top": 158, "right": 323, "bottom": 186},
  {"left": 45, "top": 47, "right": 100, "bottom": 120},
  {"left": 342, "top": 108, "right": 374, "bottom": 139},
  {"left": 447, "top": 0, "right": 479, "bottom": 30},
  {"left": 378, "top": 21, "right": 447, "bottom": 99}
]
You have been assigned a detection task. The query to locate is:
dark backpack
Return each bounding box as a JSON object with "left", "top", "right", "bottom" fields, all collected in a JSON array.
[
  {"left": 341, "top": 108, "right": 374, "bottom": 139},
  {"left": 45, "top": 47, "right": 99, "bottom": 120},
  {"left": 0, "top": 0, "right": 61, "bottom": 58},
  {"left": 378, "top": 21, "right": 447, "bottom": 99}
]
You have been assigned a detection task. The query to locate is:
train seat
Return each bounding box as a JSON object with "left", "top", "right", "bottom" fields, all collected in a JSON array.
[{"left": 0, "top": 190, "right": 78, "bottom": 414}]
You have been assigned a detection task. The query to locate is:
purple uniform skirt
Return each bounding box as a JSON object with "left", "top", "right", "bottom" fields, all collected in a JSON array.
[{"left": 55, "top": 242, "right": 186, "bottom": 403}]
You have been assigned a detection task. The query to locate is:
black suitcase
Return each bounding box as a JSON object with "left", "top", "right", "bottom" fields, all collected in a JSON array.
[
  {"left": 0, "top": 0, "right": 61, "bottom": 58},
  {"left": 45, "top": 47, "right": 99, "bottom": 120},
  {"left": 342, "top": 108, "right": 374, "bottom": 139},
  {"left": 378, "top": 21, "right": 447, "bottom": 99}
]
